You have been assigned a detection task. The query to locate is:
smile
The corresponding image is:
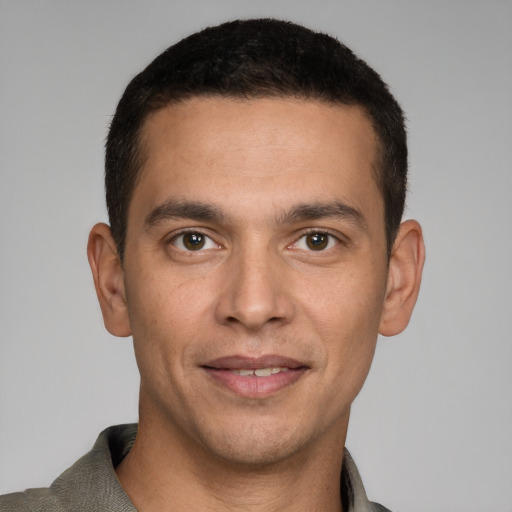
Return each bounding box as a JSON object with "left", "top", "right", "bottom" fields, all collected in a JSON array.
[
  {"left": 230, "top": 367, "right": 290, "bottom": 376},
  {"left": 202, "top": 356, "right": 308, "bottom": 398}
]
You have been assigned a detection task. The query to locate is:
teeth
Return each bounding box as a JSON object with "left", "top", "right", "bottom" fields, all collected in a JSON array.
[
  {"left": 254, "top": 368, "right": 272, "bottom": 377},
  {"left": 234, "top": 369, "right": 255, "bottom": 376},
  {"left": 231, "top": 367, "right": 289, "bottom": 377}
]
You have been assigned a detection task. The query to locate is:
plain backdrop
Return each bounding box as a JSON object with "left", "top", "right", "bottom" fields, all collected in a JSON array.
[{"left": 1, "top": 1, "right": 511, "bottom": 511}]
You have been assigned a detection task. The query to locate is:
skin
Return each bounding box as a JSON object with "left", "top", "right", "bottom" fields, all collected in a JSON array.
[{"left": 88, "top": 97, "right": 425, "bottom": 511}]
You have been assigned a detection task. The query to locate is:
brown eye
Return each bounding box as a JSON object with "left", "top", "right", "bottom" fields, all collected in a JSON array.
[
  {"left": 183, "top": 232, "right": 206, "bottom": 250},
  {"left": 170, "top": 231, "right": 220, "bottom": 252},
  {"left": 305, "top": 232, "right": 329, "bottom": 250}
]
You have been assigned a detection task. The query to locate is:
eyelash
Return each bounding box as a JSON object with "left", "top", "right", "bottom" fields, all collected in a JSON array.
[
  {"left": 168, "top": 229, "right": 342, "bottom": 253},
  {"left": 290, "top": 231, "right": 342, "bottom": 252},
  {"left": 168, "top": 230, "right": 220, "bottom": 252}
]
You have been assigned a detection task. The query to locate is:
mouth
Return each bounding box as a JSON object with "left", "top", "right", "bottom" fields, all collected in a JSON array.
[
  {"left": 202, "top": 355, "right": 309, "bottom": 398},
  {"left": 230, "top": 367, "right": 290, "bottom": 376}
]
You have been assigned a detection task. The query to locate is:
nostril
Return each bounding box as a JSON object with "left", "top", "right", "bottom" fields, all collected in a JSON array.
[{"left": 214, "top": 270, "right": 295, "bottom": 330}]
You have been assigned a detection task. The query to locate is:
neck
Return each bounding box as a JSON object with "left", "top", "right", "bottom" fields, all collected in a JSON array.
[{"left": 116, "top": 405, "right": 348, "bottom": 512}]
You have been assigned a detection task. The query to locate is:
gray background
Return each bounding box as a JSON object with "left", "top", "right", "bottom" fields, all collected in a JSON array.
[{"left": 1, "top": 1, "right": 511, "bottom": 511}]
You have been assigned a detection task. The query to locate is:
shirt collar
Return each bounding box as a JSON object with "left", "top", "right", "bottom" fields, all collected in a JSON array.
[{"left": 53, "top": 424, "right": 384, "bottom": 512}]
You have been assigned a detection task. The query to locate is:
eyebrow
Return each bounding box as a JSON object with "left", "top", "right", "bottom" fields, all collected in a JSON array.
[
  {"left": 144, "top": 200, "right": 224, "bottom": 228},
  {"left": 277, "top": 201, "right": 367, "bottom": 229},
  {"left": 144, "top": 198, "right": 366, "bottom": 231}
]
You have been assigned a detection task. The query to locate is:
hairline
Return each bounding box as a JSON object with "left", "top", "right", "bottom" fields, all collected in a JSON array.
[{"left": 121, "top": 92, "right": 388, "bottom": 255}]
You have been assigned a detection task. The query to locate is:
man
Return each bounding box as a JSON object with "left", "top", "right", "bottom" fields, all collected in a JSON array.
[{"left": 0, "top": 18, "right": 424, "bottom": 512}]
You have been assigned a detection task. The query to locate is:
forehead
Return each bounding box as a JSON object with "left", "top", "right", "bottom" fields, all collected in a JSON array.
[
  {"left": 131, "top": 97, "right": 382, "bottom": 227},
  {"left": 140, "top": 97, "right": 377, "bottom": 170}
]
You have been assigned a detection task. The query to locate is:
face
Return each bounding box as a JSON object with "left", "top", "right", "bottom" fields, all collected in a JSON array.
[{"left": 121, "top": 97, "right": 390, "bottom": 465}]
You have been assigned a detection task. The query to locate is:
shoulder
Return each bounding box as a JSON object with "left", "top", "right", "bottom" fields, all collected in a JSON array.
[
  {"left": 342, "top": 449, "right": 393, "bottom": 512},
  {"left": 370, "top": 502, "right": 392, "bottom": 512},
  {"left": 0, "top": 424, "right": 137, "bottom": 512},
  {"left": 0, "top": 487, "right": 61, "bottom": 511}
]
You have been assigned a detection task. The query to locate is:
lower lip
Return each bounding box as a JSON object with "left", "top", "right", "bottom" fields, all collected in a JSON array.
[{"left": 203, "top": 368, "right": 307, "bottom": 398}]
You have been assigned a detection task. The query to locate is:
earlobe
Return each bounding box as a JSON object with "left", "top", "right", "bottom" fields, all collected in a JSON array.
[
  {"left": 87, "top": 223, "right": 132, "bottom": 337},
  {"left": 379, "top": 219, "right": 425, "bottom": 337}
]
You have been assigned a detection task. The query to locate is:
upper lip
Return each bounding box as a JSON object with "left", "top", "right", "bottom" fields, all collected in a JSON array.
[{"left": 203, "top": 355, "right": 307, "bottom": 370}]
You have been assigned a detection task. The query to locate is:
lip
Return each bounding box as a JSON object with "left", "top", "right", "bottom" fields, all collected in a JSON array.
[{"left": 202, "top": 355, "right": 309, "bottom": 398}]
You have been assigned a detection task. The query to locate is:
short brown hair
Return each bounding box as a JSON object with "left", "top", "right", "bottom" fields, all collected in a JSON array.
[{"left": 106, "top": 18, "right": 407, "bottom": 260}]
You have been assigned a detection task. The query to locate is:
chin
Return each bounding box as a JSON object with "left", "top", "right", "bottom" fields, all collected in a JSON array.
[
  {"left": 209, "top": 439, "right": 302, "bottom": 468},
  {"left": 194, "top": 419, "right": 318, "bottom": 468}
]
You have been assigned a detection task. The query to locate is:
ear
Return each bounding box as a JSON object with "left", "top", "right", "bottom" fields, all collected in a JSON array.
[
  {"left": 87, "top": 223, "right": 132, "bottom": 337},
  {"left": 379, "top": 219, "right": 425, "bottom": 337}
]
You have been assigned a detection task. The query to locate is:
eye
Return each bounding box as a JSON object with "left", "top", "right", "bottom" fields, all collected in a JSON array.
[
  {"left": 170, "top": 231, "right": 219, "bottom": 251},
  {"left": 293, "top": 232, "right": 339, "bottom": 251}
]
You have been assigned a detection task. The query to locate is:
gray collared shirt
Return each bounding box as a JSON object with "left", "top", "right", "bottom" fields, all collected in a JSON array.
[{"left": 0, "top": 424, "right": 391, "bottom": 511}]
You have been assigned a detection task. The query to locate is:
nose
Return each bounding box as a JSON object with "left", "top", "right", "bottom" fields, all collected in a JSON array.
[{"left": 215, "top": 246, "right": 294, "bottom": 332}]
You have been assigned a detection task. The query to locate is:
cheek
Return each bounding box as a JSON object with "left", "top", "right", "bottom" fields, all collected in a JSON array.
[
  {"left": 314, "top": 308, "right": 380, "bottom": 413},
  {"left": 127, "top": 260, "right": 212, "bottom": 327},
  {"left": 302, "top": 266, "right": 386, "bottom": 373},
  {"left": 304, "top": 264, "right": 385, "bottom": 331},
  {"left": 123, "top": 268, "right": 212, "bottom": 379}
]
